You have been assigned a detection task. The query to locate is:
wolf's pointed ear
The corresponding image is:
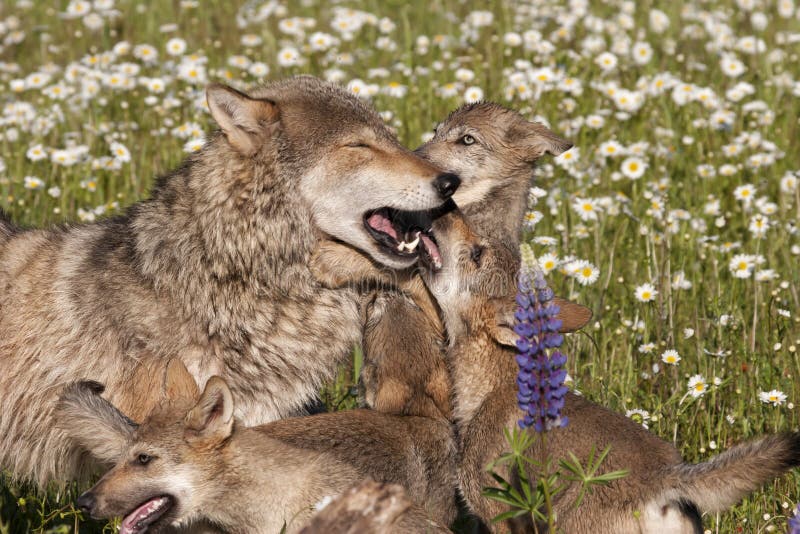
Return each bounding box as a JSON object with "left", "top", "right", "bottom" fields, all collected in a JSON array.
[
  {"left": 55, "top": 381, "right": 137, "bottom": 464},
  {"left": 206, "top": 83, "right": 279, "bottom": 156},
  {"left": 162, "top": 359, "right": 200, "bottom": 403},
  {"left": 185, "top": 376, "right": 234, "bottom": 442},
  {"left": 552, "top": 297, "right": 593, "bottom": 333},
  {"left": 508, "top": 121, "right": 573, "bottom": 162}
]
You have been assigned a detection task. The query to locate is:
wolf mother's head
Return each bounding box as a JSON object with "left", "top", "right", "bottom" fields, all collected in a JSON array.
[{"left": 201, "top": 76, "right": 458, "bottom": 270}]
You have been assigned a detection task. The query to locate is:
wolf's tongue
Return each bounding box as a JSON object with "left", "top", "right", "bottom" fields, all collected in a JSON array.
[
  {"left": 420, "top": 233, "right": 442, "bottom": 270},
  {"left": 119, "top": 496, "right": 170, "bottom": 534},
  {"left": 367, "top": 212, "right": 398, "bottom": 240}
]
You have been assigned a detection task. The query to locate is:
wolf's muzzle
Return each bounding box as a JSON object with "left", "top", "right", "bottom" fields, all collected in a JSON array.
[{"left": 76, "top": 491, "right": 96, "bottom": 516}]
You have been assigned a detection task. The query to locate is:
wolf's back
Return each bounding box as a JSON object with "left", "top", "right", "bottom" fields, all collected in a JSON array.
[
  {"left": 0, "top": 207, "right": 16, "bottom": 245},
  {"left": 662, "top": 432, "right": 800, "bottom": 513}
]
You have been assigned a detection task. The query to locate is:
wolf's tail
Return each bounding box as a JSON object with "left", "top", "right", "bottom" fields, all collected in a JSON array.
[
  {"left": 0, "top": 207, "right": 16, "bottom": 245},
  {"left": 661, "top": 432, "right": 800, "bottom": 513}
]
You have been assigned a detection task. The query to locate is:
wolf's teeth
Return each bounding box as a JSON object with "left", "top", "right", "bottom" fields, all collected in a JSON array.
[{"left": 397, "top": 239, "right": 419, "bottom": 252}]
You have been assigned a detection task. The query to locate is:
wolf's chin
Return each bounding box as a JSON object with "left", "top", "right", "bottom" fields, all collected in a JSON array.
[{"left": 367, "top": 246, "right": 419, "bottom": 269}]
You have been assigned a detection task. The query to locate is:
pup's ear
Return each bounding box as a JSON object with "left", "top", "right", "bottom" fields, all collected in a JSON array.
[
  {"left": 185, "top": 376, "right": 234, "bottom": 443},
  {"left": 55, "top": 381, "right": 137, "bottom": 464},
  {"left": 491, "top": 324, "right": 519, "bottom": 348},
  {"left": 206, "top": 83, "right": 279, "bottom": 156},
  {"left": 162, "top": 358, "right": 200, "bottom": 403},
  {"left": 552, "top": 297, "right": 593, "bottom": 333},
  {"left": 508, "top": 121, "right": 573, "bottom": 161},
  {"left": 490, "top": 298, "right": 522, "bottom": 348},
  {"left": 494, "top": 296, "right": 592, "bottom": 334}
]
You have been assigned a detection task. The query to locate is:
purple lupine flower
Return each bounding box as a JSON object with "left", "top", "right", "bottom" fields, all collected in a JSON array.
[
  {"left": 514, "top": 269, "right": 569, "bottom": 432},
  {"left": 788, "top": 503, "right": 800, "bottom": 534}
]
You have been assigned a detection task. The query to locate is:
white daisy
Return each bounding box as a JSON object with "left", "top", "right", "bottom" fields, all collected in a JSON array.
[
  {"left": 687, "top": 375, "right": 708, "bottom": 397},
  {"left": 635, "top": 283, "right": 658, "bottom": 303}
]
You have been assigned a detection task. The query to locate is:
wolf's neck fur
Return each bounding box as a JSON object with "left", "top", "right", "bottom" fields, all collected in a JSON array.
[
  {"left": 461, "top": 169, "right": 532, "bottom": 253},
  {"left": 131, "top": 137, "right": 320, "bottom": 320},
  {"left": 448, "top": 317, "right": 517, "bottom": 427},
  {"left": 115, "top": 136, "right": 361, "bottom": 424}
]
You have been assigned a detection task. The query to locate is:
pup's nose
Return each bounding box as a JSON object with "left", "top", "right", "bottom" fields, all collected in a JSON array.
[
  {"left": 434, "top": 173, "right": 460, "bottom": 199},
  {"left": 76, "top": 492, "right": 96, "bottom": 515}
]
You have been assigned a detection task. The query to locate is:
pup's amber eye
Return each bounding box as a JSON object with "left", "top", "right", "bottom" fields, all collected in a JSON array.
[
  {"left": 459, "top": 134, "right": 476, "bottom": 145},
  {"left": 137, "top": 453, "right": 152, "bottom": 466},
  {"left": 470, "top": 244, "right": 484, "bottom": 266}
]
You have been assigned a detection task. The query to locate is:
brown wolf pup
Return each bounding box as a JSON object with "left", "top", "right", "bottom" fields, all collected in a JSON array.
[
  {"left": 311, "top": 102, "right": 581, "bottom": 420},
  {"left": 419, "top": 209, "right": 800, "bottom": 533},
  {"left": 0, "top": 76, "right": 460, "bottom": 485},
  {"left": 57, "top": 360, "right": 456, "bottom": 534}
]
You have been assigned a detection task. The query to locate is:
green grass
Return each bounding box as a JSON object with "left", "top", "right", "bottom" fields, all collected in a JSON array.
[{"left": 1, "top": 0, "right": 799, "bottom": 532}]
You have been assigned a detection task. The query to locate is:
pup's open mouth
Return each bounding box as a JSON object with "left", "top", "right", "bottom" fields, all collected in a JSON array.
[
  {"left": 363, "top": 208, "right": 443, "bottom": 269},
  {"left": 119, "top": 495, "right": 173, "bottom": 534}
]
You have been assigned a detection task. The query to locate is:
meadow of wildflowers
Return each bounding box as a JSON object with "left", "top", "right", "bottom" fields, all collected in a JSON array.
[{"left": 1, "top": 0, "right": 799, "bottom": 531}]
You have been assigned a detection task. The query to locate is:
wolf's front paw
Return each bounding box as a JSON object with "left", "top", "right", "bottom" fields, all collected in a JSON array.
[
  {"left": 311, "top": 240, "right": 395, "bottom": 290},
  {"left": 310, "top": 241, "right": 360, "bottom": 289}
]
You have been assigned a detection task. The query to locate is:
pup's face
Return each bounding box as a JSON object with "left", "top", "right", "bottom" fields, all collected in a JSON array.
[
  {"left": 419, "top": 210, "right": 518, "bottom": 341},
  {"left": 416, "top": 102, "right": 572, "bottom": 208},
  {"left": 420, "top": 210, "right": 592, "bottom": 344},
  {"left": 207, "top": 77, "right": 458, "bottom": 270},
  {"left": 77, "top": 419, "right": 194, "bottom": 534},
  {"left": 59, "top": 364, "right": 234, "bottom": 534}
]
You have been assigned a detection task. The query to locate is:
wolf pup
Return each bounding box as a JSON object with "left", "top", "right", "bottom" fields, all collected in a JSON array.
[
  {"left": 0, "top": 76, "right": 459, "bottom": 485},
  {"left": 311, "top": 102, "right": 580, "bottom": 420},
  {"left": 419, "top": 210, "right": 800, "bottom": 533},
  {"left": 57, "top": 360, "right": 456, "bottom": 534}
]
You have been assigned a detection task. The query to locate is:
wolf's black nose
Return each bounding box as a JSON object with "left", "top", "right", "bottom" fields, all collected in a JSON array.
[
  {"left": 76, "top": 492, "right": 96, "bottom": 515},
  {"left": 434, "top": 173, "right": 460, "bottom": 199}
]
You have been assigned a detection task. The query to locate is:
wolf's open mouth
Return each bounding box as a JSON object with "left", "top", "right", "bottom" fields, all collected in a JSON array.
[
  {"left": 363, "top": 208, "right": 443, "bottom": 269},
  {"left": 119, "top": 495, "right": 173, "bottom": 534}
]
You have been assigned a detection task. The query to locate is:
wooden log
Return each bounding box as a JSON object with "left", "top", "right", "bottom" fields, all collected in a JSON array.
[{"left": 300, "top": 479, "right": 450, "bottom": 533}]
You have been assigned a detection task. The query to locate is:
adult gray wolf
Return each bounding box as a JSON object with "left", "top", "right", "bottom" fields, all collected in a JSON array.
[
  {"left": 0, "top": 76, "right": 458, "bottom": 485},
  {"left": 419, "top": 209, "right": 800, "bottom": 533},
  {"left": 310, "top": 102, "right": 579, "bottom": 420},
  {"left": 57, "top": 360, "right": 456, "bottom": 534}
]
